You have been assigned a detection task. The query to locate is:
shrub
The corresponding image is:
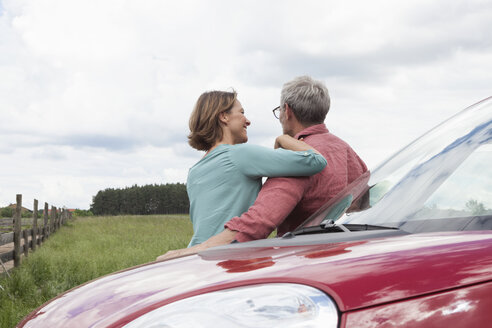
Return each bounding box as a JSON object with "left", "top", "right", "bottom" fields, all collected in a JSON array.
[
  {"left": 73, "top": 209, "right": 94, "bottom": 217},
  {"left": 21, "top": 211, "right": 33, "bottom": 219},
  {"left": 0, "top": 207, "right": 13, "bottom": 218}
]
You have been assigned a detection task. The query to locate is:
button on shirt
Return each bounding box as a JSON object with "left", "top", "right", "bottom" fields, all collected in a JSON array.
[{"left": 225, "top": 124, "right": 368, "bottom": 241}]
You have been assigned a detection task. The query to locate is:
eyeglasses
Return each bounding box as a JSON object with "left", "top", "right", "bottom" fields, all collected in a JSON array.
[{"left": 272, "top": 105, "right": 281, "bottom": 119}]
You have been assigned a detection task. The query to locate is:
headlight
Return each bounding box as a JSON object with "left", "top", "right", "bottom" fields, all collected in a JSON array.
[{"left": 123, "top": 283, "right": 338, "bottom": 328}]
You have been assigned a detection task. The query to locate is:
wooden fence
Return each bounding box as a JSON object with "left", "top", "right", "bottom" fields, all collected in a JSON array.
[{"left": 0, "top": 194, "right": 72, "bottom": 274}]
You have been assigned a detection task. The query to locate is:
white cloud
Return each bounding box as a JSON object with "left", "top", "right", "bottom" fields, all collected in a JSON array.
[{"left": 0, "top": 0, "right": 491, "bottom": 208}]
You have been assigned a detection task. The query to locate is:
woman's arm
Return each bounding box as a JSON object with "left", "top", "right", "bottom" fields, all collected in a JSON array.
[
  {"left": 156, "top": 229, "right": 237, "bottom": 262},
  {"left": 274, "top": 134, "right": 321, "bottom": 154},
  {"left": 230, "top": 143, "right": 327, "bottom": 179}
]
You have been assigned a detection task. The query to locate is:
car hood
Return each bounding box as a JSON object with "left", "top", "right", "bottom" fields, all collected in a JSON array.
[{"left": 20, "top": 231, "right": 492, "bottom": 328}]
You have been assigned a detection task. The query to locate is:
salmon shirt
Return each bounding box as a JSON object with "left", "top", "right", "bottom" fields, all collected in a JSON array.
[{"left": 225, "top": 124, "right": 368, "bottom": 241}]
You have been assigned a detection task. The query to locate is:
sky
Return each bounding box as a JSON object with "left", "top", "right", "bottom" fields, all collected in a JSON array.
[{"left": 0, "top": 0, "right": 491, "bottom": 210}]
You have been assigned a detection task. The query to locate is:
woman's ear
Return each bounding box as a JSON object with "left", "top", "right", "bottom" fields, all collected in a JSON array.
[{"left": 219, "top": 111, "right": 229, "bottom": 125}]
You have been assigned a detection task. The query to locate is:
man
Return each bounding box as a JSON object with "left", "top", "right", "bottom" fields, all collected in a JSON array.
[{"left": 157, "top": 76, "right": 367, "bottom": 261}]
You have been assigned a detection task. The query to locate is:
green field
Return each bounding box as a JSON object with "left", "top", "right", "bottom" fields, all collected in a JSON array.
[{"left": 0, "top": 215, "right": 193, "bottom": 328}]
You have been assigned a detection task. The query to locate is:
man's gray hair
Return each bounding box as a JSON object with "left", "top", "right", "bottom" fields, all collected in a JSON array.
[{"left": 280, "top": 76, "right": 330, "bottom": 125}]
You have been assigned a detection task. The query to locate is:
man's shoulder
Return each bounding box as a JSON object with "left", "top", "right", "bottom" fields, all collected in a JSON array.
[
  {"left": 306, "top": 130, "right": 351, "bottom": 148},
  {"left": 300, "top": 124, "right": 348, "bottom": 145}
]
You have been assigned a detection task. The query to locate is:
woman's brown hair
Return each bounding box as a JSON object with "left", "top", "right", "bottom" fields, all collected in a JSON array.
[{"left": 188, "top": 90, "right": 237, "bottom": 151}]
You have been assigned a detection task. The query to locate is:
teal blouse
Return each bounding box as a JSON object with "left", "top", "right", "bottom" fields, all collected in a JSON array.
[{"left": 186, "top": 144, "right": 327, "bottom": 246}]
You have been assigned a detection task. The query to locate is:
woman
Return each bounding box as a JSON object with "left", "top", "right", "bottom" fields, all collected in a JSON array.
[{"left": 186, "top": 90, "right": 327, "bottom": 246}]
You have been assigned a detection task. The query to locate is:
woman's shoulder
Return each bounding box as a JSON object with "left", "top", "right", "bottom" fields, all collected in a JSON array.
[
  {"left": 230, "top": 143, "right": 265, "bottom": 152},
  {"left": 228, "top": 143, "right": 273, "bottom": 158},
  {"left": 228, "top": 143, "right": 285, "bottom": 165},
  {"left": 189, "top": 144, "right": 237, "bottom": 171},
  {"left": 192, "top": 145, "right": 232, "bottom": 164}
]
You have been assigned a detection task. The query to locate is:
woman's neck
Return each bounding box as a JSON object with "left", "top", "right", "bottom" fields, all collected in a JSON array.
[
  {"left": 205, "top": 138, "right": 231, "bottom": 156},
  {"left": 205, "top": 127, "right": 241, "bottom": 156}
]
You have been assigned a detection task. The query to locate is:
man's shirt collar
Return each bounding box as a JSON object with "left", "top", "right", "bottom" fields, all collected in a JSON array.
[{"left": 295, "top": 123, "right": 329, "bottom": 140}]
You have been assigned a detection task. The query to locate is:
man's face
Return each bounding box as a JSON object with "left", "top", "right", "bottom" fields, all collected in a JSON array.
[{"left": 279, "top": 104, "right": 293, "bottom": 136}]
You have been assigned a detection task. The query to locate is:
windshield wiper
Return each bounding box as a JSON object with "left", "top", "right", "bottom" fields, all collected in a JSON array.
[
  {"left": 285, "top": 220, "right": 399, "bottom": 237},
  {"left": 340, "top": 223, "right": 399, "bottom": 231}
]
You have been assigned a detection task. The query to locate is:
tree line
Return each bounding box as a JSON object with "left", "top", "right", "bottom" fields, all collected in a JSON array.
[{"left": 90, "top": 183, "right": 189, "bottom": 215}]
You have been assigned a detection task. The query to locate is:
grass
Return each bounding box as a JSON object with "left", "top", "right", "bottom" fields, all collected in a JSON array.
[{"left": 0, "top": 214, "right": 193, "bottom": 328}]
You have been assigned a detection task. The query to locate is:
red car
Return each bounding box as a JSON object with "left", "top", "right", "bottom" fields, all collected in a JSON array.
[{"left": 19, "top": 97, "right": 492, "bottom": 327}]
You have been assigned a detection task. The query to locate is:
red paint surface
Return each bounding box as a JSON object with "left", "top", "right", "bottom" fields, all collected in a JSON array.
[
  {"left": 19, "top": 231, "right": 492, "bottom": 327},
  {"left": 344, "top": 281, "right": 492, "bottom": 327}
]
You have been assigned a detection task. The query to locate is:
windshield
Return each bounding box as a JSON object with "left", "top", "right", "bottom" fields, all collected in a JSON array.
[{"left": 297, "top": 97, "right": 492, "bottom": 231}]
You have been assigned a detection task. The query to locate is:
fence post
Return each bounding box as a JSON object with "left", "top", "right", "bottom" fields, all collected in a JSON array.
[
  {"left": 43, "top": 202, "right": 49, "bottom": 240},
  {"left": 23, "top": 229, "right": 29, "bottom": 258},
  {"left": 32, "top": 199, "right": 38, "bottom": 251},
  {"left": 13, "top": 194, "right": 22, "bottom": 267},
  {"left": 50, "top": 206, "right": 55, "bottom": 234}
]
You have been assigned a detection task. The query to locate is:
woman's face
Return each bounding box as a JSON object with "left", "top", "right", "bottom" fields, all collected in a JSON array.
[{"left": 224, "top": 99, "right": 251, "bottom": 144}]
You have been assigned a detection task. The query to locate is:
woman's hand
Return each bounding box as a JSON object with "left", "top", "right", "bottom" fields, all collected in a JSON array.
[
  {"left": 156, "top": 245, "right": 202, "bottom": 262},
  {"left": 155, "top": 229, "right": 238, "bottom": 262},
  {"left": 275, "top": 135, "right": 320, "bottom": 154}
]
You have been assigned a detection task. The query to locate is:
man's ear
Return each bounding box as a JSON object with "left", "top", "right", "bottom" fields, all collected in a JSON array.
[{"left": 284, "top": 104, "right": 294, "bottom": 120}]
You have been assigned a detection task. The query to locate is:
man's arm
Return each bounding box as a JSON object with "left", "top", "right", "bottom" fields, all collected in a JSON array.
[
  {"left": 156, "top": 177, "right": 308, "bottom": 261},
  {"left": 225, "top": 176, "right": 308, "bottom": 241}
]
